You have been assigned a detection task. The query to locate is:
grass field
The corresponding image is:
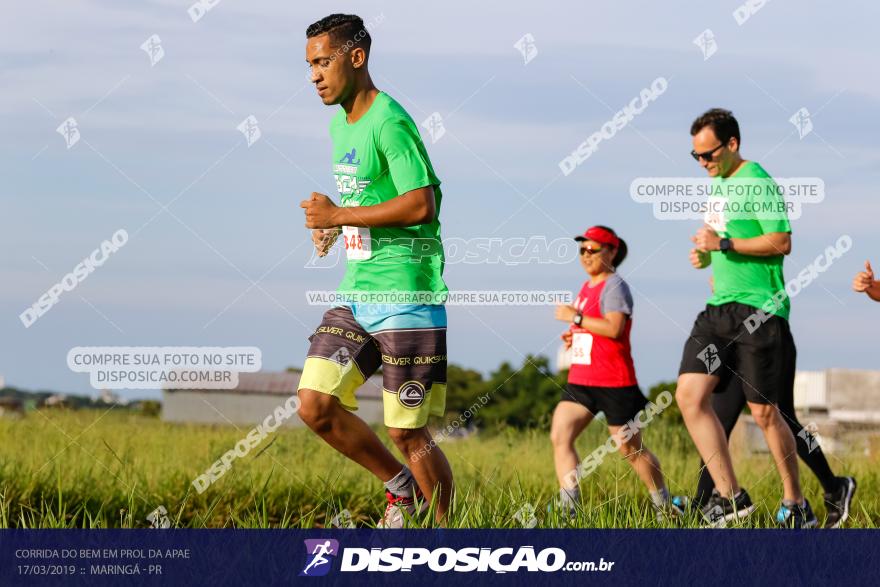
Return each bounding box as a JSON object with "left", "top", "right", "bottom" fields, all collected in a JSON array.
[{"left": 1, "top": 409, "right": 877, "bottom": 528}]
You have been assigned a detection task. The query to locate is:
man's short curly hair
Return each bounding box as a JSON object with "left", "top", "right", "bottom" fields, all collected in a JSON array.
[
  {"left": 306, "top": 14, "right": 371, "bottom": 55},
  {"left": 691, "top": 108, "right": 741, "bottom": 146}
]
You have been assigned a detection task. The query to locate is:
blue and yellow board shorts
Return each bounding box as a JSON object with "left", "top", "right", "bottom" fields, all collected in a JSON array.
[{"left": 298, "top": 304, "right": 447, "bottom": 429}]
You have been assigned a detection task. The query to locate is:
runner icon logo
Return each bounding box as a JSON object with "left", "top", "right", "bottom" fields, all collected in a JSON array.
[
  {"left": 697, "top": 344, "right": 721, "bottom": 374},
  {"left": 146, "top": 505, "right": 170, "bottom": 529},
  {"left": 797, "top": 422, "right": 823, "bottom": 454},
  {"left": 300, "top": 539, "right": 339, "bottom": 577},
  {"left": 56, "top": 117, "right": 80, "bottom": 149},
  {"left": 422, "top": 112, "right": 446, "bottom": 143},
  {"left": 237, "top": 115, "right": 261, "bottom": 147},
  {"left": 329, "top": 347, "right": 351, "bottom": 366},
  {"left": 693, "top": 29, "right": 718, "bottom": 61},
  {"left": 789, "top": 107, "right": 814, "bottom": 139},
  {"left": 140, "top": 34, "right": 164, "bottom": 67},
  {"left": 398, "top": 381, "right": 426, "bottom": 408}
]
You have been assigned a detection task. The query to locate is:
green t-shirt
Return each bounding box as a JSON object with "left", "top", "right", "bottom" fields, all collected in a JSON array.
[
  {"left": 705, "top": 161, "right": 792, "bottom": 320},
  {"left": 330, "top": 92, "right": 447, "bottom": 299}
]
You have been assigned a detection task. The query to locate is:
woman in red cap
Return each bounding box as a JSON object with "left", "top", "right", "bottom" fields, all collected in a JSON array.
[{"left": 550, "top": 225, "right": 671, "bottom": 520}]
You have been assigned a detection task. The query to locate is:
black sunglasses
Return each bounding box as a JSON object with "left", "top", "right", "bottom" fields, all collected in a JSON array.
[
  {"left": 690, "top": 143, "right": 725, "bottom": 162},
  {"left": 579, "top": 244, "right": 604, "bottom": 256}
]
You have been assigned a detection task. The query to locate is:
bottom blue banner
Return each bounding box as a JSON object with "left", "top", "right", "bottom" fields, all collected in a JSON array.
[{"left": 1, "top": 529, "right": 876, "bottom": 586}]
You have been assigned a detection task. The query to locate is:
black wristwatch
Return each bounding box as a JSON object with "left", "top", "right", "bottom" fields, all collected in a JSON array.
[
  {"left": 572, "top": 313, "right": 583, "bottom": 327},
  {"left": 719, "top": 238, "right": 732, "bottom": 253}
]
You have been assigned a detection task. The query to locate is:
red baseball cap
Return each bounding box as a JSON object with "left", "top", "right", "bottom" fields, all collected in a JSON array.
[{"left": 574, "top": 226, "right": 620, "bottom": 248}]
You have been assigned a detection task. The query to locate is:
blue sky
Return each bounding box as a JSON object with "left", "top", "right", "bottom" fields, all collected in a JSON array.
[{"left": 2, "top": 1, "right": 878, "bottom": 399}]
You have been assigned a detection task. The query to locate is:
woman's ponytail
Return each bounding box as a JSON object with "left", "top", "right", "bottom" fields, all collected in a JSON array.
[{"left": 613, "top": 238, "right": 628, "bottom": 267}]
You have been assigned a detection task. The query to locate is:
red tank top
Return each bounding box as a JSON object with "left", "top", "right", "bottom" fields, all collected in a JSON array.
[{"left": 568, "top": 277, "right": 638, "bottom": 387}]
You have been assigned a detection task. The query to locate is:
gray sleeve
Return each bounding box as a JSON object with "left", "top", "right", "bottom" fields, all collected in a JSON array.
[{"left": 600, "top": 275, "right": 633, "bottom": 316}]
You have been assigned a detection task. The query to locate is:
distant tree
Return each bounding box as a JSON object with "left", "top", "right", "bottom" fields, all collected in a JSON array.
[
  {"left": 140, "top": 400, "right": 161, "bottom": 418},
  {"left": 444, "top": 364, "right": 486, "bottom": 415},
  {"left": 648, "top": 381, "right": 681, "bottom": 423},
  {"left": 476, "top": 355, "right": 564, "bottom": 431}
]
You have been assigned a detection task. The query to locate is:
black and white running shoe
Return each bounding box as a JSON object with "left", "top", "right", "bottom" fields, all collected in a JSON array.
[
  {"left": 824, "top": 476, "right": 857, "bottom": 528},
  {"left": 700, "top": 489, "right": 756, "bottom": 527}
]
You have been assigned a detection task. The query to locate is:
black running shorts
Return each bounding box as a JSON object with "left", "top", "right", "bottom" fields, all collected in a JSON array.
[
  {"left": 678, "top": 302, "right": 795, "bottom": 405},
  {"left": 560, "top": 383, "right": 649, "bottom": 426}
]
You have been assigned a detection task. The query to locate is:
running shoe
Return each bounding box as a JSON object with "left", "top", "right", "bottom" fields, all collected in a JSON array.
[
  {"left": 824, "top": 476, "right": 857, "bottom": 528},
  {"left": 776, "top": 499, "right": 818, "bottom": 528},
  {"left": 700, "top": 489, "right": 756, "bottom": 527},
  {"left": 376, "top": 487, "right": 427, "bottom": 528}
]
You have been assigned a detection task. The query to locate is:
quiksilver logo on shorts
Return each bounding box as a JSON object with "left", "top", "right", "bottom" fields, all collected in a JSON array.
[{"left": 398, "top": 381, "right": 426, "bottom": 408}]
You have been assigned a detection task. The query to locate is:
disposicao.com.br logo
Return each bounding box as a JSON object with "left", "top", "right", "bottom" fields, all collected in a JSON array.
[{"left": 299, "top": 539, "right": 614, "bottom": 575}]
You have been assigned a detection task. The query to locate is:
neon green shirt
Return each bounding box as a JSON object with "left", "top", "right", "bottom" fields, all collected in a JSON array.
[
  {"left": 330, "top": 92, "right": 446, "bottom": 297},
  {"left": 705, "top": 161, "right": 792, "bottom": 320}
]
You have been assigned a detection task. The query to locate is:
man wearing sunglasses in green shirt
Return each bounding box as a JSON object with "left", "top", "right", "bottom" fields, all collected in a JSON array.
[{"left": 675, "top": 108, "right": 822, "bottom": 528}]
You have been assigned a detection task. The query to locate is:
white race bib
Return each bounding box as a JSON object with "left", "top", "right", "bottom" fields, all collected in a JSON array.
[
  {"left": 704, "top": 196, "right": 728, "bottom": 234},
  {"left": 571, "top": 332, "right": 593, "bottom": 365},
  {"left": 342, "top": 225, "right": 371, "bottom": 260}
]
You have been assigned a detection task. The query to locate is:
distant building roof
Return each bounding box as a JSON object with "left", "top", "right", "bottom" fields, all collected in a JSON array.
[
  {"left": 238, "top": 372, "right": 301, "bottom": 394},
  {"left": 795, "top": 369, "right": 880, "bottom": 421}
]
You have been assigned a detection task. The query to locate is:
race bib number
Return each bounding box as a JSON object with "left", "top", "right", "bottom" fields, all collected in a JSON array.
[
  {"left": 571, "top": 332, "right": 593, "bottom": 365},
  {"left": 704, "top": 196, "right": 728, "bottom": 233},
  {"left": 342, "top": 225, "right": 371, "bottom": 260}
]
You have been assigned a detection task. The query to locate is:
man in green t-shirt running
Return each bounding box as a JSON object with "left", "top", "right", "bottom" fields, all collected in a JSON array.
[
  {"left": 297, "top": 14, "right": 453, "bottom": 527},
  {"left": 676, "top": 108, "right": 818, "bottom": 528}
]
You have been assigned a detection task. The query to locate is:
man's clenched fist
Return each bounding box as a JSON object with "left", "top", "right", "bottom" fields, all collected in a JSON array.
[
  {"left": 300, "top": 192, "right": 340, "bottom": 229},
  {"left": 311, "top": 228, "right": 340, "bottom": 257},
  {"left": 690, "top": 247, "right": 711, "bottom": 269},
  {"left": 691, "top": 225, "right": 721, "bottom": 252}
]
